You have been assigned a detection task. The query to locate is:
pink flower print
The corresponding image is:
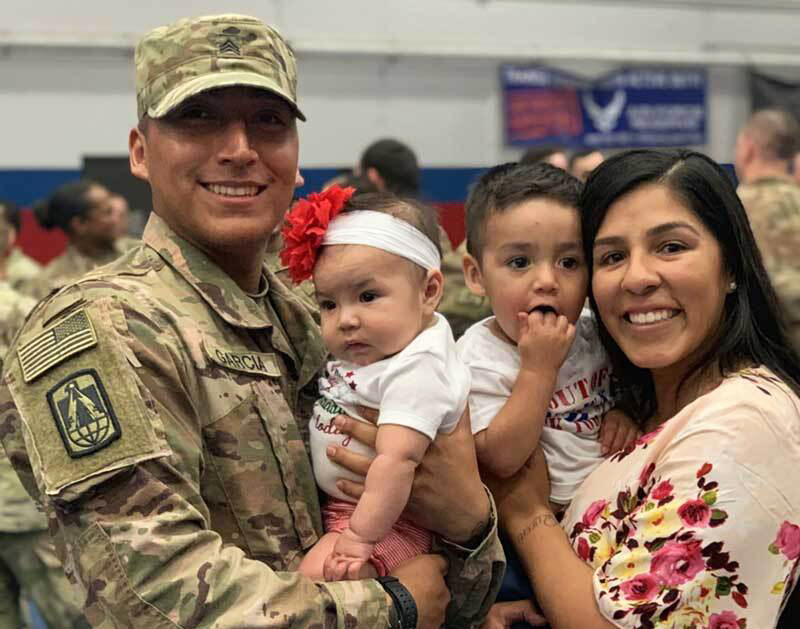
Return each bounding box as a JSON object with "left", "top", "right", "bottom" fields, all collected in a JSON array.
[
  {"left": 708, "top": 610, "right": 741, "bottom": 629},
  {"left": 677, "top": 499, "right": 712, "bottom": 528},
  {"left": 582, "top": 500, "right": 609, "bottom": 527},
  {"left": 577, "top": 537, "right": 591, "bottom": 561},
  {"left": 649, "top": 540, "right": 704, "bottom": 587},
  {"left": 696, "top": 462, "right": 713, "bottom": 479},
  {"left": 650, "top": 480, "right": 673, "bottom": 502},
  {"left": 774, "top": 521, "right": 800, "bottom": 560},
  {"left": 638, "top": 462, "right": 655, "bottom": 487},
  {"left": 619, "top": 573, "right": 660, "bottom": 601}
]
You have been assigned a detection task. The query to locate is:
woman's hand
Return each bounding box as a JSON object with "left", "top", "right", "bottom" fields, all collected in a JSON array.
[
  {"left": 327, "top": 409, "right": 491, "bottom": 544},
  {"left": 481, "top": 600, "right": 548, "bottom": 629},
  {"left": 482, "top": 447, "right": 551, "bottom": 529},
  {"left": 599, "top": 409, "right": 641, "bottom": 455}
]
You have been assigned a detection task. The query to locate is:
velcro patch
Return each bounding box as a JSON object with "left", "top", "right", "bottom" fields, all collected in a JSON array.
[
  {"left": 46, "top": 369, "right": 121, "bottom": 459},
  {"left": 17, "top": 308, "right": 97, "bottom": 382},
  {"left": 206, "top": 343, "right": 281, "bottom": 377}
]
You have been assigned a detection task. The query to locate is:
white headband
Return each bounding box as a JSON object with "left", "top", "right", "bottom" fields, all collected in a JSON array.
[{"left": 322, "top": 210, "right": 441, "bottom": 270}]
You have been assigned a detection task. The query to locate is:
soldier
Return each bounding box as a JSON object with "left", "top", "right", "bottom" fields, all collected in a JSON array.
[
  {"left": 735, "top": 109, "right": 800, "bottom": 349},
  {"left": 438, "top": 240, "right": 493, "bottom": 339},
  {"left": 23, "top": 180, "right": 137, "bottom": 300},
  {"left": 0, "top": 205, "right": 87, "bottom": 628},
  {"left": 1, "top": 200, "right": 42, "bottom": 292},
  {"left": 0, "top": 14, "right": 503, "bottom": 628},
  {"left": 567, "top": 149, "right": 604, "bottom": 182}
]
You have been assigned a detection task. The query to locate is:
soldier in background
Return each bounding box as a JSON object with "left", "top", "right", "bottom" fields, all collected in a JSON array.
[
  {"left": 0, "top": 14, "right": 502, "bottom": 628},
  {"left": 1, "top": 200, "right": 42, "bottom": 292},
  {"left": 437, "top": 240, "right": 493, "bottom": 339},
  {"left": 735, "top": 109, "right": 800, "bottom": 349},
  {"left": 22, "top": 180, "right": 136, "bottom": 300},
  {"left": 519, "top": 145, "right": 569, "bottom": 171},
  {"left": 358, "top": 138, "right": 421, "bottom": 199},
  {"left": 567, "top": 149, "right": 604, "bottom": 182},
  {"left": 0, "top": 205, "right": 87, "bottom": 628}
]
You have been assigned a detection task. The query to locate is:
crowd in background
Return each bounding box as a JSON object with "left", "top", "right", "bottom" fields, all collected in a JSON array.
[{"left": 1, "top": 18, "right": 800, "bottom": 625}]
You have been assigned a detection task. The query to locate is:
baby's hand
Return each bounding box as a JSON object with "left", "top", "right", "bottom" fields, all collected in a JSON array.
[
  {"left": 599, "top": 409, "right": 641, "bottom": 455},
  {"left": 517, "top": 310, "right": 576, "bottom": 374},
  {"left": 323, "top": 527, "right": 376, "bottom": 581}
]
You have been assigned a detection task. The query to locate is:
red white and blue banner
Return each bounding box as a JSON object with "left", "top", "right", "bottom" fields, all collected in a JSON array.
[{"left": 502, "top": 66, "right": 707, "bottom": 148}]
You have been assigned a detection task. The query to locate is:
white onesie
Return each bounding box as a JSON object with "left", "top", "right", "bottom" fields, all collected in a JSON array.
[
  {"left": 310, "top": 312, "right": 470, "bottom": 502},
  {"left": 457, "top": 308, "right": 613, "bottom": 504}
]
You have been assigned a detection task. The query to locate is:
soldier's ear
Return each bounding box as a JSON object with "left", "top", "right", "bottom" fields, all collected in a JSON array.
[
  {"left": 129, "top": 127, "right": 150, "bottom": 183},
  {"left": 462, "top": 252, "right": 486, "bottom": 297}
]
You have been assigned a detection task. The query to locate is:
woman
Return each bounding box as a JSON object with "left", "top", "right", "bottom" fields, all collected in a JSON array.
[
  {"left": 24, "top": 179, "right": 129, "bottom": 299},
  {"left": 485, "top": 149, "right": 800, "bottom": 628}
]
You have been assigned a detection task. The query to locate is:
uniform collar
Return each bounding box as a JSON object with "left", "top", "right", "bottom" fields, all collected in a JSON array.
[{"left": 142, "top": 212, "right": 273, "bottom": 329}]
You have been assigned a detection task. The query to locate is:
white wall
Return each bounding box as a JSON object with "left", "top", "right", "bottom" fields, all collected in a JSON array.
[{"left": 2, "top": 0, "right": 800, "bottom": 169}]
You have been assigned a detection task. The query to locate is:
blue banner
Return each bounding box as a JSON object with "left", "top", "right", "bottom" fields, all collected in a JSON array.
[{"left": 502, "top": 66, "right": 706, "bottom": 148}]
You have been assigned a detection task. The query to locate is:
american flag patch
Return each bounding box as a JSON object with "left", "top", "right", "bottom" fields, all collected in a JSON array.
[{"left": 17, "top": 309, "right": 97, "bottom": 383}]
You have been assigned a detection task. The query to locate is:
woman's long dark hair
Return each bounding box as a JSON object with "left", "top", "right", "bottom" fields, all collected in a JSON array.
[{"left": 580, "top": 149, "right": 800, "bottom": 425}]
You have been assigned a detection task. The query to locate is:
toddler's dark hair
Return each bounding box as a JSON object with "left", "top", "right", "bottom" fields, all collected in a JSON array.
[{"left": 465, "top": 162, "right": 582, "bottom": 263}]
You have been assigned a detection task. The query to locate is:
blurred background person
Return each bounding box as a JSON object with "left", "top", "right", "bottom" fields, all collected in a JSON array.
[
  {"left": 519, "top": 145, "right": 569, "bottom": 170},
  {"left": 358, "top": 137, "right": 421, "bottom": 198},
  {"left": 22, "top": 179, "right": 134, "bottom": 300},
  {"left": 0, "top": 204, "right": 87, "bottom": 629},
  {"left": 735, "top": 109, "right": 800, "bottom": 350},
  {"left": 108, "top": 193, "right": 133, "bottom": 241},
  {"left": 1, "top": 200, "right": 42, "bottom": 292},
  {"left": 567, "top": 148, "right": 604, "bottom": 181}
]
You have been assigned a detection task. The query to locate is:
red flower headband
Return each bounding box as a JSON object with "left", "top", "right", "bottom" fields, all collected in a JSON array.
[{"left": 280, "top": 185, "right": 355, "bottom": 283}]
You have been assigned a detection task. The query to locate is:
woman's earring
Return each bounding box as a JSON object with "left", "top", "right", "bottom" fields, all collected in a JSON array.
[{"left": 728, "top": 280, "right": 737, "bottom": 293}]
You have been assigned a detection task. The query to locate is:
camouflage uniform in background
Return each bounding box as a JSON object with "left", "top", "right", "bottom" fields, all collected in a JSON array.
[
  {"left": 737, "top": 178, "right": 800, "bottom": 350},
  {"left": 6, "top": 249, "right": 41, "bottom": 292},
  {"left": 0, "top": 282, "right": 86, "bottom": 628},
  {"left": 438, "top": 241, "right": 492, "bottom": 339},
  {"left": 0, "top": 214, "right": 503, "bottom": 628},
  {"left": 20, "top": 239, "right": 139, "bottom": 301},
  {"left": 0, "top": 281, "right": 36, "bottom": 358}
]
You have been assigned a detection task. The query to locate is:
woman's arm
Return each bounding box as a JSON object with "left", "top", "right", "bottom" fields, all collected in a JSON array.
[{"left": 488, "top": 450, "right": 616, "bottom": 628}]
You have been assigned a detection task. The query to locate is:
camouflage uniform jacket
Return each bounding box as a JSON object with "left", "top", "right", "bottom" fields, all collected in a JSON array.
[
  {"left": 22, "top": 239, "right": 138, "bottom": 301},
  {"left": 738, "top": 177, "right": 800, "bottom": 349},
  {"left": 0, "top": 213, "right": 503, "bottom": 628},
  {"left": 437, "top": 241, "right": 492, "bottom": 339},
  {"left": 6, "top": 248, "right": 42, "bottom": 291},
  {"left": 0, "top": 280, "right": 45, "bottom": 532}
]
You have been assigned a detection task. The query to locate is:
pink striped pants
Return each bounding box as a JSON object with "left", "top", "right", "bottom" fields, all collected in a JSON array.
[{"left": 323, "top": 498, "right": 432, "bottom": 576}]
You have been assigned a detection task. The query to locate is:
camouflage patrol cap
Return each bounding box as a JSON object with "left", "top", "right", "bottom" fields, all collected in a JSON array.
[{"left": 135, "top": 14, "right": 305, "bottom": 121}]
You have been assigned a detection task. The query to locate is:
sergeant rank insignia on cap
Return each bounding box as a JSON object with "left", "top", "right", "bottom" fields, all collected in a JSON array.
[
  {"left": 47, "top": 369, "right": 121, "bottom": 458},
  {"left": 216, "top": 26, "right": 244, "bottom": 56},
  {"left": 17, "top": 308, "right": 97, "bottom": 382}
]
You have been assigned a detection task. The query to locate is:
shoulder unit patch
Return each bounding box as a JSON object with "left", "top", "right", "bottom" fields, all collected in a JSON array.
[
  {"left": 46, "top": 369, "right": 121, "bottom": 458},
  {"left": 17, "top": 308, "right": 97, "bottom": 382}
]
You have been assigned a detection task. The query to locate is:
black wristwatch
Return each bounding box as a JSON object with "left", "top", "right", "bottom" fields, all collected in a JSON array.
[{"left": 377, "top": 576, "right": 418, "bottom": 629}]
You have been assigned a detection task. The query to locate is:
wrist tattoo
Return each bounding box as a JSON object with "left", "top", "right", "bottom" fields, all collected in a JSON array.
[{"left": 515, "top": 513, "right": 559, "bottom": 545}]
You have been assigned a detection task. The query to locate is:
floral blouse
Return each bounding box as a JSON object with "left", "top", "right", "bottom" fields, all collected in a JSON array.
[{"left": 561, "top": 367, "right": 800, "bottom": 628}]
